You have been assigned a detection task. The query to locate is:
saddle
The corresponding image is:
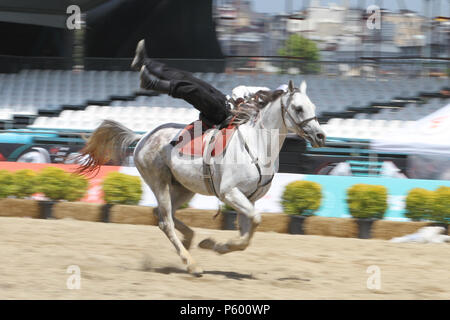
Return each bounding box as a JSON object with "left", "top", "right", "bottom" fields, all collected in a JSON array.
[{"left": 172, "top": 120, "right": 236, "bottom": 158}]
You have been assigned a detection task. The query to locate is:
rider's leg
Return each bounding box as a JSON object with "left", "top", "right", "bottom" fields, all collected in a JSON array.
[
  {"left": 140, "top": 66, "right": 171, "bottom": 94},
  {"left": 169, "top": 80, "right": 230, "bottom": 125},
  {"left": 140, "top": 66, "right": 231, "bottom": 125},
  {"left": 132, "top": 40, "right": 224, "bottom": 97}
]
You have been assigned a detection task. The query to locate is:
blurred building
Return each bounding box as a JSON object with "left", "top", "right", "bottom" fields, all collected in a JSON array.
[
  {"left": 429, "top": 16, "right": 450, "bottom": 58},
  {"left": 261, "top": 14, "right": 289, "bottom": 56},
  {"left": 287, "top": 1, "right": 349, "bottom": 41},
  {"left": 214, "top": 0, "right": 267, "bottom": 56},
  {"left": 214, "top": 0, "right": 448, "bottom": 67},
  {"left": 383, "top": 11, "right": 426, "bottom": 56}
]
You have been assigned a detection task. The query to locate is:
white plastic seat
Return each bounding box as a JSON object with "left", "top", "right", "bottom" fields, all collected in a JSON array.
[{"left": 328, "top": 118, "right": 343, "bottom": 126}]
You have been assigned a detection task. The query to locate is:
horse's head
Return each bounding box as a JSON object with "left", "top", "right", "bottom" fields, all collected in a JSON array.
[{"left": 281, "top": 80, "right": 326, "bottom": 148}]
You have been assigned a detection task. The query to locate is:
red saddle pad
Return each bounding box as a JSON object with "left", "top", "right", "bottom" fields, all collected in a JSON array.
[{"left": 173, "top": 120, "right": 236, "bottom": 157}]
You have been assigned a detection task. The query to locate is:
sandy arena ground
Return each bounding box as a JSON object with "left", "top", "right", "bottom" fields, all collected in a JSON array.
[{"left": 0, "top": 217, "right": 448, "bottom": 299}]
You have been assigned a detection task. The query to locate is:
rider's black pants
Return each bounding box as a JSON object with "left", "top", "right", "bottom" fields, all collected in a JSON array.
[{"left": 144, "top": 59, "right": 231, "bottom": 125}]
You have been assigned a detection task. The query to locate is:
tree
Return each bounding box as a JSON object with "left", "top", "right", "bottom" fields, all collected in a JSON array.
[{"left": 278, "top": 34, "right": 320, "bottom": 74}]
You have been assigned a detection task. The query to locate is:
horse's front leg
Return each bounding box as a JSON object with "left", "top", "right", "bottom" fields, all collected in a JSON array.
[{"left": 199, "top": 187, "right": 260, "bottom": 254}]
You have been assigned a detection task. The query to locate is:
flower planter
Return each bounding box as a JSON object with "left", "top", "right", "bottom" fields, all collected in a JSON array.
[
  {"left": 356, "top": 218, "right": 376, "bottom": 239},
  {"left": 289, "top": 215, "right": 307, "bottom": 235},
  {"left": 222, "top": 210, "right": 237, "bottom": 230},
  {"left": 101, "top": 203, "right": 114, "bottom": 223},
  {"left": 0, "top": 198, "right": 40, "bottom": 218},
  {"left": 39, "top": 200, "right": 56, "bottom": 219}
]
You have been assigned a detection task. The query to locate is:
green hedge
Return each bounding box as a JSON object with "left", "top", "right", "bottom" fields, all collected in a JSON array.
[
  {"left": 346, "top": 184, "right": 388, "bottom": 219},
  {"left": 405, "top": 188, "right": 434, "bottom": 221},
  {"left": 65, "top": 173, "right": 89, "bottom": 202},
  {"left": 0, "top": 170, "right": 13, "bottom": 198},
  {"left": 11, "top": 169, "right": 37, "bottom": 199},
  {"left": 281, "top": 181, "right": 322, "bottom": 216},
  {"left": 432, "top": 186, "right": 450, "bottom": 225},
  {"left": 36, "top": 167, "right": 89, "bottom": 201},
  {"left": 101, "top": 172, "right": 142, "bottom": 205}
]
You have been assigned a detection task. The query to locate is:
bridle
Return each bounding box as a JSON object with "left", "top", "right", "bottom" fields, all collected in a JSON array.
[{"left": 280, "top": 90, "right": 317, "bottom": 137}]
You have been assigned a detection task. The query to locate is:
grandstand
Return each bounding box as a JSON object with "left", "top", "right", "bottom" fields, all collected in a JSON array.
[{"left": 1, "top": 69, "right": 448, "bottom": 134}]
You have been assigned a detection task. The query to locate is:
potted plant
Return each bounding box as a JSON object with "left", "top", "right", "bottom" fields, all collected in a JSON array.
[
  {"left": 281, "top": 181, "right": 322, "bottom": 234},
  {"left": 0, "top": 170, "right": 13, "bottom": 199},
  {"left": 0, "top": 169, "right": 43, "bottom": 219},
  {"left": 405, "top": 188, "right": 434, "bottom": 221},
  {"left": 220, "top": 203, "right": 237, "bottom": 230},
  {"left": 346, "top": 184, "right": 388, "bottom": 239},
  {"left": 431, "top": 186, "right": 450, "bottom": 233},
  {"left": 65, "top": 173, "right": 89, "bottom": 202},
  {"left": 35, "top": 167, "right": 89, "bottom": 219},
  {"left": 101, "top": 172, "right": 142, "bottom": 222},
  {"left": 10, "top": 169, "right": 37, "bottom": 199}
]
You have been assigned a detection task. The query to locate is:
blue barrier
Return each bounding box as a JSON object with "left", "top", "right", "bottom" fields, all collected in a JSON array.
[{"left": 303, "top": 175, "right": 450, "bottom": 221}]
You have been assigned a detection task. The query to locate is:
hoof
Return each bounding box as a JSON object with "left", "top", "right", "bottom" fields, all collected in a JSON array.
[
  {"left": 187, "top": 264, "right": 203, "bottom": 277},
  {"left": 198, "top": 238, "right": 216, "bottom": 250}
]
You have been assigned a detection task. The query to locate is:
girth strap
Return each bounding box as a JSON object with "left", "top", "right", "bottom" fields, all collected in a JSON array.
[
  {"left": 203, "top": 126, "right": 275, "bottom": 201},
  {"left": 203, "top": 129, "right": 220, "bottom": 197},
  {"left": 236, "top": 127, "right": 275, "bottom": 201}
]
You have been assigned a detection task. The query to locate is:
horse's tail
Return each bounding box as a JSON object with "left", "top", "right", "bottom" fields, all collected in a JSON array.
[{"left": 75, "top": 120, "right": 141, "bottom": 175}]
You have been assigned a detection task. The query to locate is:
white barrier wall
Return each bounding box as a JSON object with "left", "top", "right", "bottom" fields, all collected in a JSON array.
[
  {"left": 119, "top": 166, "right": 304, "bottom": 212},
  {"left": 120, "top": 166, "right": 450, "bottom": 221}
]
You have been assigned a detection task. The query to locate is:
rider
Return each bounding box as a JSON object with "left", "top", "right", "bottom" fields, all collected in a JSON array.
[{"left": 131, "top": 40, "right": 284, "bottom": 128}]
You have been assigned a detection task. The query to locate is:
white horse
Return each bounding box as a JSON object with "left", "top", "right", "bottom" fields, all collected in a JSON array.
[{"left": 77, "top": 80, "right": 326, "bottom": 276}]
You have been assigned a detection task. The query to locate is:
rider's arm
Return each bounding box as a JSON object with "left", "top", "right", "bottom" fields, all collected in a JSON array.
[{"left": 231, "top": 85, "right": 270, "bottom": 101}]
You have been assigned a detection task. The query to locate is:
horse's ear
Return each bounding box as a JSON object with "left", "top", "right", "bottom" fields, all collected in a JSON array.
[
  {"left": 288, "top": 80, "right": 294, "bottom": 93},
  {"left": 300, "top": 80, "right": 307, "bottom": 94}
]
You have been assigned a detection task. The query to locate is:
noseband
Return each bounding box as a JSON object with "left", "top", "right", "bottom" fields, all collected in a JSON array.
[{"left": 280, "top": 91, "right": 317, "bottom": 136}]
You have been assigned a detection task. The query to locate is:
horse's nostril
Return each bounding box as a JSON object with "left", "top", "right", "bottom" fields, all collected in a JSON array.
[{"left": 316, "top": 133, "right": 325, "bottom": 140}]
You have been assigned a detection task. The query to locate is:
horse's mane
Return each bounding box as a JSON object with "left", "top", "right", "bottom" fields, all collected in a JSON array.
[{"left": 230, "top": 89, "right": 285, "bottom": 125}]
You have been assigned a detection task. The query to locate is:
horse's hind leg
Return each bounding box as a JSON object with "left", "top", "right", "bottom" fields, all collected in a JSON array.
[
  {"left": 199, "top": 187, "right": 259, "bottom": 254},
  {"left": 148, "top": 176, "right": 202, "bottom": 276},
  {"left": 152, "top": 206, "right": 195, "bottom": 250},
  {"left": 170, "top": 183, "right": 195, "bottom": 250}
]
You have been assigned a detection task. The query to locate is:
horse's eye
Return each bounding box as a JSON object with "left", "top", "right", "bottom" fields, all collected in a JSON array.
[{"left": 296, "top": 106, "right": 303, "bottom": 113}]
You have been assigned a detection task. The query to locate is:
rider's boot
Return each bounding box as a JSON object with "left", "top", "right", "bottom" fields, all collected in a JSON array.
[
  {"left": 131, "top": 39, "right": 166, "bottom": 79},
  {"left": 140, "top": 66, "right": 171, "bottom": 94},
  {"left": 131, "top": 39, "right": 147, "bottom": 71}
]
